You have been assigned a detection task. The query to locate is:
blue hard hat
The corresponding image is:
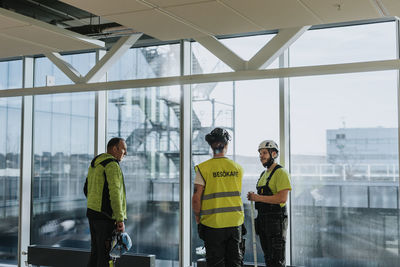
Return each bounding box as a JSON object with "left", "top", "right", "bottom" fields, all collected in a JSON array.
[{"left": 110, "top": 231, "right": 132, "bottom": 258}]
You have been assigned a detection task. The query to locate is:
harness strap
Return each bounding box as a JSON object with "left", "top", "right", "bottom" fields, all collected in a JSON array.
[{"left": 256, "top": 164, "right": 282, "bottom": 190}]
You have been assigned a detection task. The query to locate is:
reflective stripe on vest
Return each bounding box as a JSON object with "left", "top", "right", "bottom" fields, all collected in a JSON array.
[
  {"left": 196, "top": 157, "right": 244, "bottom": 228},
  {"left": 202, "top": 191, "right": 241, "bottom": 200},
  {"left": 201, "top": 205, "right": 244, "bottom": 215}
]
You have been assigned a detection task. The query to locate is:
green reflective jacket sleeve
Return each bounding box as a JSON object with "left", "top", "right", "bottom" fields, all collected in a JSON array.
[{"left": 104, "top": 162, "right": 127, "bottom": 222}]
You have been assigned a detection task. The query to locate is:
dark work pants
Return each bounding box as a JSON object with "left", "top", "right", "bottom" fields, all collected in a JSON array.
[
  {"left": 199, "top": 224, "right": 243, "bottom": 267},
  {"left": 87, "top": 219, "right": 115, "bottom": 267},
  {"left": 256, "top": 214, "right": 288, "bottom": 267}
]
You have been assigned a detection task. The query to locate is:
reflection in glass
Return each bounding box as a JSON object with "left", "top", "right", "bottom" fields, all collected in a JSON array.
[
  {"left": 0, "top": 60, "right": 22, "bottom": 90},
  {"left": 107, "top": 44, "right": 180, "bottom": 266},
  {"left": 191, "top": 34, "right": 278, "bottom": 75},
  {"left": 290, "top": 22, "right": 396, "bottom": 67},
  {"left": 290, "top": 22, "right": 399, "bottom": 267},
  {"left": 34, "top": 53, "right": 95, "bottom": 86},
  {"left": 191, "top": 78, "right": 279, "bottom": 265},
  {"left": 108, "top": 45, "right": 180, "bottom": 81},
  {"left": 0, "top": 97, "right": 21, "bottom": 265},
  {"left": 290, "top": 71, "right": 399, "bottom": 266},
  {"left": 31, "top": 92, "right": 94, "bottom": 249},
  {"left": 108, "top": 86, "right": 180, "bottom": 265},
  {"left": 191, "top": 35, "right": 280, "bottom": 265},
  {"left": 31, "top": 52, "right": 96, "bottom": 249}
]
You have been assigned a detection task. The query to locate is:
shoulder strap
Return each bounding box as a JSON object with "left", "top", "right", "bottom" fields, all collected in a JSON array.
[
  {"left": 90, "top": 154, "right": 118, "bottom": 168},
  {"left": 100, "top": 158, "right": 126, "bottom": 200},
  {"left": 90, "top": 154, "right": 103, "bottom": 167},
  {"left": 255, "top": 170, "right": 266, "bottom": 188},
  {"left": 266, "top": 164, "right": 282, "bottom": 185},
  {"left": 99, "top": 158, "right": 118, "bottom": 167},
  {"left": 257, "top": 165, "right": 282, "bottom": 187}
]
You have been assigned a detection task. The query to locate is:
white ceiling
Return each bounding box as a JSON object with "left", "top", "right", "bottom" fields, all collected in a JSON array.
[
  {"left": 0, "top": 7, "right": 104, "bottom": 59},
  {"left": 1, "top": 0, "right": 400, "bottom": 59},
  {"left": 61, "top": 0, "right": 400, "bottom": 41}
]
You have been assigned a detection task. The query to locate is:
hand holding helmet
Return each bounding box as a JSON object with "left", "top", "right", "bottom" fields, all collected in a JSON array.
[{"left": 110, "top": 231, "right": 132, "bottom": 258}]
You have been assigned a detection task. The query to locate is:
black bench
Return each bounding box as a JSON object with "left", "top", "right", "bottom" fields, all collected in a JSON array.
[
  {"left": 197, "top": 258, "right": 301, "bottom": 267},
  {"left": 28, "top": 245, "right": 155, "bottom": 267}
]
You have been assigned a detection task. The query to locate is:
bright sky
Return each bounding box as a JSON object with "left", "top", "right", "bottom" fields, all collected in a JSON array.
[{"left": 200, "top": 21, "right": 398, "bottom": 156}]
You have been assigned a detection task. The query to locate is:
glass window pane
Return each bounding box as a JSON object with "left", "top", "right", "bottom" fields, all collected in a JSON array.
[
  {"left": 31, "top": 92, "right": 94, "bottom": 249},
  {"left": 290, "top": 22, "right": 396, "bottom": 67},
  {"left": 108, "top": 44, "right": 180, "bottom": 81},
  {"left": 192, "top": 34, "right": 278, "bottom": 75},
  {"left": 290, "top": 70, "right": 399, "bottom": 266},
  {"left": 191, "top": 42, "right": 232, "bottom": 74},
  {"left": 0, "top": 97, "right": 21, "bottom": 265},
  {"left": 290, "top": 21, "right": 398, "bottom": 267},
  {"left": 191, "top": 78, "right": 279, "bottom": 265},
  {"left": 108, "top": 86, "right": 181, "bottom": 265},
  {"left": 34, "top": 53, "right": 95, "bottom": 87},
  {"left": 220, "top": 34, "right": 277, "bottom": 64},
  {"left": 0, "top": 60, "right": 22, "bottom": 90}
]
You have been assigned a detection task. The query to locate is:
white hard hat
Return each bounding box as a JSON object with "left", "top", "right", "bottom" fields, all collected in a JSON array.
[{"left": 258, "top": 140, "right": 279, "bottom": 152}]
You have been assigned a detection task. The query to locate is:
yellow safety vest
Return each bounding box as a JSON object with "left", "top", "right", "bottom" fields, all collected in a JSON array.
[{"left": 195, "top": 157, "right": 244, "bottom": 228}]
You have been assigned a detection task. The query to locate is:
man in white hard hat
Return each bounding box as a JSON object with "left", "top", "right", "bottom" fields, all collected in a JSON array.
[{"left": 247, "top": 140, "right": 291, "bottom": 267}]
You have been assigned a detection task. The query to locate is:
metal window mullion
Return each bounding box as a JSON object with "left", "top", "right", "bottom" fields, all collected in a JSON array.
[
  {"left": 18, "top": 56, "right": 34, "bottom": 267},
  {"left": 179, "top": 39, "right": 192, "bottom": 267},
  {"left": 396, "top": 18, "right": 400, "bottom": 257},
  {"left": 279, "top": 50, "right": 291, "bottom": 265},
  {"left": 94, "top": 49, "right": 107, "bottom": 156}
]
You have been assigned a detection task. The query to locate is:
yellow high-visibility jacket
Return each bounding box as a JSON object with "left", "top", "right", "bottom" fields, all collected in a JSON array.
[
  {"left": 195, "top": 157, "right": 244, "bottom": 228},
  {"left": 84, "top": 153, "right": 126, "bottom": 222}
]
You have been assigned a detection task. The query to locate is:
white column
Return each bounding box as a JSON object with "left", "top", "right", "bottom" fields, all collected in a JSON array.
[
  {"left": 179, "top": 40, "right": 192, "bottom": 267},
  {"left": 396, "top": 19, "right": 400, "bottom": 234},
  {"left": 18, "top": 56, "right": 34, "bottom": 267},
  {"left": 94, "top": 49, "right": 107, "bottom": 156},
  {"left": 279, "top": 50, "right": 292, "bottom": 265}
]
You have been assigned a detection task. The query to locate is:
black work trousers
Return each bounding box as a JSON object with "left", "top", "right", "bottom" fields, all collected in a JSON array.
[
  {"left": 87, "top": 218, "right": 115, "bottom": 267},
  {"left": 199, "top": 224, "right": 243, "bottom": 267},
  {"left": 256, "top": 213, "right": 288, "bottom": 267}
]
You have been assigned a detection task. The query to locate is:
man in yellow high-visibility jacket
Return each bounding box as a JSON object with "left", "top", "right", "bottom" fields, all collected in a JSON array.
[
  {"left": 84, "top": 137, "right": 127, "bottom": 267},
  {"left": 192, "top": 127, "right": 244, "bottom": 266}
]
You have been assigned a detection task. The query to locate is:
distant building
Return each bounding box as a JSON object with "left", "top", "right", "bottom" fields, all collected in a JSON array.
[{"left": 327, "top": 127, "right": 398, "bottom": 164}]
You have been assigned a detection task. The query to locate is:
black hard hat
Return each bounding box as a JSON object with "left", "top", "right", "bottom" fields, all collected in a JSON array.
[{"left": 205, "top": 127, "right": 231, "bottom": 146}]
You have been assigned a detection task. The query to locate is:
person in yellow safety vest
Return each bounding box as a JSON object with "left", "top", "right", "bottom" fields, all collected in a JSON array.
[
  {"left": 84, "top": 137, "right": 127, "bottom": 267},
  {"left": 192, "top": 127, "right": 245, "bottom": 267},
  {"left": 247, "top": 140, "right": 292, "bottom": 267}
]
